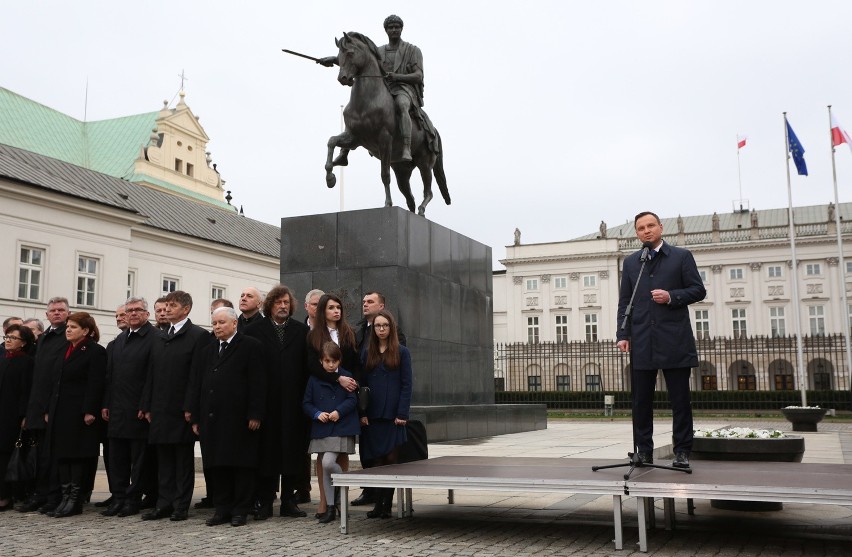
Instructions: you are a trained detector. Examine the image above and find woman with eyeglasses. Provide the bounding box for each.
[43,312,106,517]
[0,324,36,510]
[358,309,412,519]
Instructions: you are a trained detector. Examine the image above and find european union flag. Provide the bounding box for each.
[786,120,808,176]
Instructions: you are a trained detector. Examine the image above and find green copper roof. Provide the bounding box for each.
[1,87,157,180]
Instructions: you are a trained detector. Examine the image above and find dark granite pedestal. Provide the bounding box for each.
[280,207,545,442]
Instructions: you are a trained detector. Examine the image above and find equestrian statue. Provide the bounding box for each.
[314,15,451,216]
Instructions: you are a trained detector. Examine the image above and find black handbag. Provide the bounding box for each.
[357,386,370,413]
[5,428,37,483]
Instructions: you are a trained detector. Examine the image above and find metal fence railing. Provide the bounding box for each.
[493,334,851,410]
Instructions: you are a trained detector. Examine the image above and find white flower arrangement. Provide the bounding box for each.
[694,427,785,439]
[783,405,821,409]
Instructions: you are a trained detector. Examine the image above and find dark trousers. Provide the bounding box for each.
[108,438,147,502]
[31,429,58,501]
[57,458,87,486]
[280,474,303,503]
[139,444,158,499]
[210,466,255,517]
[632,367,694,454]
[155,443,194,511]
[255,473,279,506]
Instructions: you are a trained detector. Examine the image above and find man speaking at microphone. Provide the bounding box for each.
[616,211,706,469]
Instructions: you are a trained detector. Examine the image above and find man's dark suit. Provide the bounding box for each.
[24,324,68,505]
[103,322,157,506]
[617,241,705,455]
[187,332,265,518]
[243,317,309,508]
[142,320,210,513]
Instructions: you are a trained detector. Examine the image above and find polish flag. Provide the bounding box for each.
[737,135,748,149]
[831,114,852,154]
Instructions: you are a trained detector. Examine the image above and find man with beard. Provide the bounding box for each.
[243,284,310,519]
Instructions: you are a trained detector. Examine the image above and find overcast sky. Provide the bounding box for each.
[4,1,852,269]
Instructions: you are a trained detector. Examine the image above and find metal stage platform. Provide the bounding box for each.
[333,456,852,552]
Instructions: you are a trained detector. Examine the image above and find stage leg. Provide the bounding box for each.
[663,497,675,530]
[340,486,349,534]
[405,488,413,516]
[396,488,404,518]
[448,489,454,504]
[636,497,648,552]
[612,495,623,550]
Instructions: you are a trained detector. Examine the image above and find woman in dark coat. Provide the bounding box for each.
[305,293,361,515]
[359,310,412,519]
[0,324,35,510]
[44,312,106,518]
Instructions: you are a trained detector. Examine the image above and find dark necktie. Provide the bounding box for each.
[127,330,133,340]
[273,320,288,344]
[219,341,228,355]
[168,325,175,337]
[648,250,655,260]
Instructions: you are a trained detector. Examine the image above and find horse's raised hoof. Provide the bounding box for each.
[326,174,337,189]
[384,200,393,208]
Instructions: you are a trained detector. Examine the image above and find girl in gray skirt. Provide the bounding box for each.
[302,341,360,523]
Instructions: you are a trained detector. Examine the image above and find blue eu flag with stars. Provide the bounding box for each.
[786,120,808,176]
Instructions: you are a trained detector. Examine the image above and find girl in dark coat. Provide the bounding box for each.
[302,341,360,523]
[359,310,412,519]
[0,324,35,510]
[45,312,106,517]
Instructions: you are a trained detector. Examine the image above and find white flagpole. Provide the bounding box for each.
[784,113,808,407]
[828,105,852,392]
[737,134,744,208]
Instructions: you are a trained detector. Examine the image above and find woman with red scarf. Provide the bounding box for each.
[0,324,35,510]
[44,312,106,518]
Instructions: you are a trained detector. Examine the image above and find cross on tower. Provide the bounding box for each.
[178,69,189,91]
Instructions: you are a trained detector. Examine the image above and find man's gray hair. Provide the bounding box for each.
[305,288,325,303]
[384,14,403,28]
[47,296,69,308]
[212,306,238,321]
[23,318,45,333]
[125,296,149,311]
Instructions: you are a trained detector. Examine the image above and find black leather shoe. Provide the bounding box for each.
[672,452,690,469]
[94,495,113,508]
[636,452,654,465]
[117,501,139,517]
[38,501,60,514]
[279,500,306,518]
[317,507,336,524]
[140,495,156,509]
[170,508,189,521]
[101,500,124,516]
[206,513,230,526]
[351,490,374,506]
[141,506,173,520]
[193,497,214,510]
[254,503,272,521]
[231,515,247,527]
[16,497,46,513]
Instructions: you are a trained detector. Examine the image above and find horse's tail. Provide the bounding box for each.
[433,132,451,205]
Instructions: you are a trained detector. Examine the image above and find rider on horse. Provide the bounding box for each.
[320,15,424,162]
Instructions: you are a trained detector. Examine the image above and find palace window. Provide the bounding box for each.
[694,309,710,340]
[729,268,744,280]
[527,316,540,344]
[769,307,786,337]
[555,315,569,343]
[584,313,598,342]
[162,277,179,296]
[805,263,822,276]
[731,308,747,339]
[808,306,825,336]
[767,265,783,278]
[76,256,99,307]
[554,276,568,289]
[18,246,44,301]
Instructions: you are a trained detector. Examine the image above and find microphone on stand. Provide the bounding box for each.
[639,241,654,261]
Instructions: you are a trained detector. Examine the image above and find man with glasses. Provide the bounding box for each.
[101,298,158,517]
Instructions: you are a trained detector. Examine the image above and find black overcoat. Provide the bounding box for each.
[187,333,265,468]
[0,353,34,451]
[142,320,210,444]
[103,322,157,439]
[46,339,107,459]
[616,241,706,370]
[243,317,309,476]
[25,325,67,430]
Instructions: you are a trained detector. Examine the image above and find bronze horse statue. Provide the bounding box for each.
[325,32,450,216]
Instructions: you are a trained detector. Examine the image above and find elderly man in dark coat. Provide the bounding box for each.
[141,291,210,522]
[100,297,158,517]
[616,211,706,470]
[188,307,265,527]
[243,284,310,519]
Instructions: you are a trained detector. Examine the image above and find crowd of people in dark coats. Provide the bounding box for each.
[0,286,413,527]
